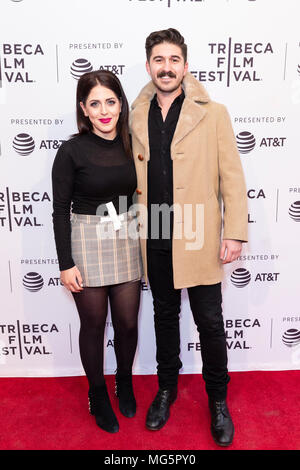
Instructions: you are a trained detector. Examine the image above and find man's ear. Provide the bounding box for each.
[183,61,189,77]
[146,60,151,76]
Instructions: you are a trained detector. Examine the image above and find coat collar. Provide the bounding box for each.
[130,72,210,159]
[131,72,210,109]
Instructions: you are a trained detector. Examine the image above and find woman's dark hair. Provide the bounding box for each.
[75,70,132,158]
[145,28,187,63]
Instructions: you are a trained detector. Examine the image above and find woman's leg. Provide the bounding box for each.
[72,286,109,388]
[109,280,141,375]
[72,286,119,432]
[109,280,141,417]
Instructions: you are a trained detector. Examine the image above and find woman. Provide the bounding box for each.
[52,70,142,433]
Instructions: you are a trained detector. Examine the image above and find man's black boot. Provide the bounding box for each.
[208,398,234,446]
[146,387,177,431]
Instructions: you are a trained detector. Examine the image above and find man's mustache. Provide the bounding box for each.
[157,71,177,79]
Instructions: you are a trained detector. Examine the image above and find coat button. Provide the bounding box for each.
[138,154,144,161]
[136,189,142,195]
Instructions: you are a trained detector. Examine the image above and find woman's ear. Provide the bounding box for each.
[80,101,88,117]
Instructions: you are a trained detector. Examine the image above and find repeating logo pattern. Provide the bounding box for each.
[1,1,300,377]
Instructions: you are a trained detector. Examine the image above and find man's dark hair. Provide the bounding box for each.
[145,28,187,63]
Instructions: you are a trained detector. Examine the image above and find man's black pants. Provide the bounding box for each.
[147,248,230,400]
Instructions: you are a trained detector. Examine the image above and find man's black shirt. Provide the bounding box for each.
[147,89,185,250]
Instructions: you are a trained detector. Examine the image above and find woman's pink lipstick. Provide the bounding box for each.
[99,118,112,124]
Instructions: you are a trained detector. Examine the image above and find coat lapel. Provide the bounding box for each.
[171,98,207,154]
[130,101,151,159]
[130,72,210,160]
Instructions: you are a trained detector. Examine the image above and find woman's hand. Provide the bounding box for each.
[60,266,84,292]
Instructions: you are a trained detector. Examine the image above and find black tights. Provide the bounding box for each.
[72,280,141,388]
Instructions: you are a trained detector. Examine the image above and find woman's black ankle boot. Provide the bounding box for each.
[88,384,119,433]
[115,373,136,418]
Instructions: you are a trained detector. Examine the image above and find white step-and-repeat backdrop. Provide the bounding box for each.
[0,0,300,377]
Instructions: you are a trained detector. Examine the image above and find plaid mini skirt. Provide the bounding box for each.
[70,212,143,287]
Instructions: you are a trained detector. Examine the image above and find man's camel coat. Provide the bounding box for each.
[130,72,248,289]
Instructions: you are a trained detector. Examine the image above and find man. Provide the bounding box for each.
[130,28,248,446]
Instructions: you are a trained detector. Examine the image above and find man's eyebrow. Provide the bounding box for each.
[152,55,182,60]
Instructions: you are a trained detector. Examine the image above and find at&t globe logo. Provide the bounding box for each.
[282,329,300,348]
[70,58,93,79]
[23,272,44,292]
[288,201,300,222]
[230,268,251,288]
[236,131,256,154]
[13,133,35,156]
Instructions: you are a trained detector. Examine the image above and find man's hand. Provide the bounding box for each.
[220,239,242,264]
[60,266,84,292]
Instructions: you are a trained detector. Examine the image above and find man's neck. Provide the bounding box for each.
[156,86,183,121]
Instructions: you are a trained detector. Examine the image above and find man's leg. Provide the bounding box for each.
[188,283,234,446]
[188,283,229,398]
[146,248,182,430]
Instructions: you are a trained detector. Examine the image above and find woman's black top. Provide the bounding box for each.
[52,131,136,271]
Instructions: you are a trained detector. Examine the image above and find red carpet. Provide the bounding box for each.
[0,371,299,450]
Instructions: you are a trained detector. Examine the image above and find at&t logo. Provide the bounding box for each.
[231,268,251,287]
[13,134,35,155]
[23,272,44,292]
[12,133,64,155]
[236,131,256,154]
[23,271,63,291]
[70,59,125,80]
[288,201,300,222]
[231,268,280,287]
[70,58,93,79]
[282,329,300,348]
[235,131,286,154]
